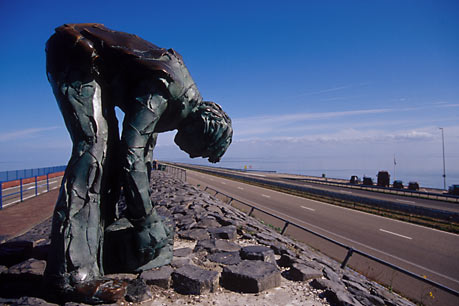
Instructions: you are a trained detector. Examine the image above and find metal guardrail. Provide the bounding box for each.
[0,166,66,209]
[179,164,459,224]
[158,163,187,181]
[203,186,459,299]
[0,165,66,182]
[285,176,459,203]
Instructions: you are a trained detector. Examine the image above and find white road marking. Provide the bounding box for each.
[221,182,226,185]
[261,194,271,198]
[209,178,214,181]
[301,205,316,211]
[245,173,266,177]
[338,190,353,194]
[237,187,244,190]
[379,229,412,240]
[398,199,415,204]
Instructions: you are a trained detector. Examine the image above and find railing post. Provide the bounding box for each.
[281,222,290,235]
[227,198,233,205]
[341,247,354,268]
[0,181,3,209]
[20,178,23,202]
[47,173,50,192]
[248,207,255,216]
[35,176,38,196]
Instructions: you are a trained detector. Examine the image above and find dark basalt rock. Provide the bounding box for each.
[220,260,281,293]
[173,247,193,257]
[0,240,34,267]
[208,225,237,240]
[240,245,276,264]
[284,263,322,281]
[172,265,219,294]
[7,258,46,281]
[125,279,152,303]
[194,239,241,254]
[140,265,174,289]
[0,296,58,305]
[207,252,241,265]
[178,228,210,241]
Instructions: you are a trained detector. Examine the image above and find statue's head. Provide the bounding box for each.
[175,101,232,163]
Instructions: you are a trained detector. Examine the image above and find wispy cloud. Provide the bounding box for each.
[234,128,437,145]
[0,127,60,142]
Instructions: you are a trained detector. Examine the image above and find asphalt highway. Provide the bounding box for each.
[184,164,459,213]
[185,168,459,299]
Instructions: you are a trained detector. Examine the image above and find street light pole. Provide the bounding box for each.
[439,128,446,190]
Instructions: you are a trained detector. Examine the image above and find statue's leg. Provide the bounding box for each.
[45,69,109,286]
[119,81,173,271]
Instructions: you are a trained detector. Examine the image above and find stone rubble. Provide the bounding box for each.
[0,171,416,305]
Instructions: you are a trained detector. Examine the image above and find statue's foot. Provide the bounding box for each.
[72,278,128,304]
[45,273,127,304]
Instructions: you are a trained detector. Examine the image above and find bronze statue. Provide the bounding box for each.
[45,23,232,298]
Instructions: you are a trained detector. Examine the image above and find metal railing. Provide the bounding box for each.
[203,185,459,301]
[0,165,66,182]
[285,176,459,203]
[0,166,66,209]
[158,163,187,181]
[178,164,459,225]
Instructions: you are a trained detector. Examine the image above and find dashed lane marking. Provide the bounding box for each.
[301,206,316,211]
[379,228,412,240]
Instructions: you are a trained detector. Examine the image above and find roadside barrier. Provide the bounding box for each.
[158,163,186,181]
[203,185,459,303]
[176,163,459,225]
[0,166,65,209]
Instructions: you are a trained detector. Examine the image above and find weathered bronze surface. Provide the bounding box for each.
[44,23,232,299]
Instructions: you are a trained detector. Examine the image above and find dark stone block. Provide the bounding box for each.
[285,263,322,281]
[208,225,237,240]
[207,252,241,265]
[172,265,219,294]
[178,228,209,241]
[277,254,296,268]
[221,260,281,293]
[240,245,276,264]
[196,217,221,229]
[194,239,241,254]
[125,279,152,303]
[140,265,174,288]
[0,240,34,267]
[171,257,192,268]
[174,247,193,257]
[7,258,46,281]
[6,296,58,305]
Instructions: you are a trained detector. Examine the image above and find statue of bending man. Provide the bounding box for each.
[44,23,232,292]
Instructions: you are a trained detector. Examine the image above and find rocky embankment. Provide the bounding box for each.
[0,171,415,305]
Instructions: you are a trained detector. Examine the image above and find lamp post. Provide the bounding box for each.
[439,128,446,190]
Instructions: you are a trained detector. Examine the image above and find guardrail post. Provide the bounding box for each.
[281,222,290,235]
[35,176,38,196]
[248,207,255,216]
[0,181,3,209]
[20,178,23,202]
[47,174,50,192]
[341,247,354,268]
[227,198,233,205]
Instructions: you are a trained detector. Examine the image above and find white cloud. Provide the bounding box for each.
[0,127,60,142]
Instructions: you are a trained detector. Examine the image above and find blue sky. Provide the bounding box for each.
[0,0,458,188]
